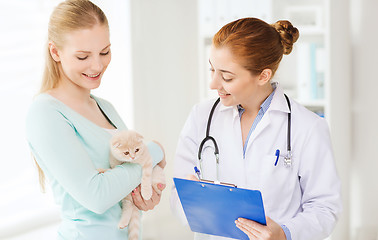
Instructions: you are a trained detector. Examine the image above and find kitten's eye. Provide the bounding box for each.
[135,148,139,153]
[124,151,129,156]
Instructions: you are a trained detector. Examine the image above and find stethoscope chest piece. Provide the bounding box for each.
[284,150,292,168]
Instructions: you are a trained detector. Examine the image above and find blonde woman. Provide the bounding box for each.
[25,0,165,239]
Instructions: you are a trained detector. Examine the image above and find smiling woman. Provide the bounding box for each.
[48,26,111,91]
[171,17,341,240]
[40,0,109,93]
[46,24,112,112]
[24,0,166,239]
[0,0,144,239]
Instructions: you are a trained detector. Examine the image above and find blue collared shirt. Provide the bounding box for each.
[237,88,275,159]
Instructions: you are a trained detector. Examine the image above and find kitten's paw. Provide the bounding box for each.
[141,187,152,200]
[118,215,131,229]
[97,168,108,173]
[118,222,129,229]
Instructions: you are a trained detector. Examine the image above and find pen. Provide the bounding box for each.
[274,149,280,166]
[194,166,201,179]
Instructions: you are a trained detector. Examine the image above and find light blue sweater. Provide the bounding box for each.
[25,93,163,240]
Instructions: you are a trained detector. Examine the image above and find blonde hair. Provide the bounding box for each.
[40,0,108,93]
[35,0,108,191]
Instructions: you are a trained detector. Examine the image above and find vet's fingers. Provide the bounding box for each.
[235,218,263,239]
[235,220,257,239]
[237,218,264,233]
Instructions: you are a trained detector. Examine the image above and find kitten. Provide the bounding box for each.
[108,130,165,240]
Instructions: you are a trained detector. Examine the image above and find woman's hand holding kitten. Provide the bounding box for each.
[131,139,167,212]
[132,182,166,211]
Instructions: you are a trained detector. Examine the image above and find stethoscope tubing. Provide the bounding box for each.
[284,94,291,152]
[198,98,220,180]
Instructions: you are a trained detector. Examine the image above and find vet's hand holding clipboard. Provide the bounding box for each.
[174,170,286,240]
[170,17,342,240]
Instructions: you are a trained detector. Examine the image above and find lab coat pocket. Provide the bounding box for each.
[259,154,297,213]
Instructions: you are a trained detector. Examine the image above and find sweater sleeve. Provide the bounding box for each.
[26,102,163,214]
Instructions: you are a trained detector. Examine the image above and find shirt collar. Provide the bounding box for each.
[269,82,291,113]
[237,82,277,116]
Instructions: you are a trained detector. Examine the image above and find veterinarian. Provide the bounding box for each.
[170,17,342,240]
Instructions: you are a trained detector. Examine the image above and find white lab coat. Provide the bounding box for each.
[170,85,342,240]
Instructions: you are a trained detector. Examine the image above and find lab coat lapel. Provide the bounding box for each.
[245,85,290,150]
[247,110,272,147]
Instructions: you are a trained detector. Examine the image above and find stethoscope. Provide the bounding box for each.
[197,94,292,182]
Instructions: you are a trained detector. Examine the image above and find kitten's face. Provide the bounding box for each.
[111,130,144,163]
[113,144,142,162]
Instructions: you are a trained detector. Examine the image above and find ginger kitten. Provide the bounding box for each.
[106,130,165,240]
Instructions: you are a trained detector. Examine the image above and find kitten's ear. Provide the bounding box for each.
[112,142,121,149]
[135,132,144,140]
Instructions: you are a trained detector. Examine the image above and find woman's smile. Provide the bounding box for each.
[82,72,101,80]
[218,91,231,98]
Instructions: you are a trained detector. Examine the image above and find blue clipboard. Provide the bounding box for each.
[174,178,266,240]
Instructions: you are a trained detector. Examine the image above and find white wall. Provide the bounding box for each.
[327,0,352,239]
[130,0,198,239]
[92,0,134,128]
[350,0,378,239]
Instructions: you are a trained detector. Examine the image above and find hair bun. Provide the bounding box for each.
[271,20,299,55]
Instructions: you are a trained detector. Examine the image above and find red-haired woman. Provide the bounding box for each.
[171,18,341,240]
